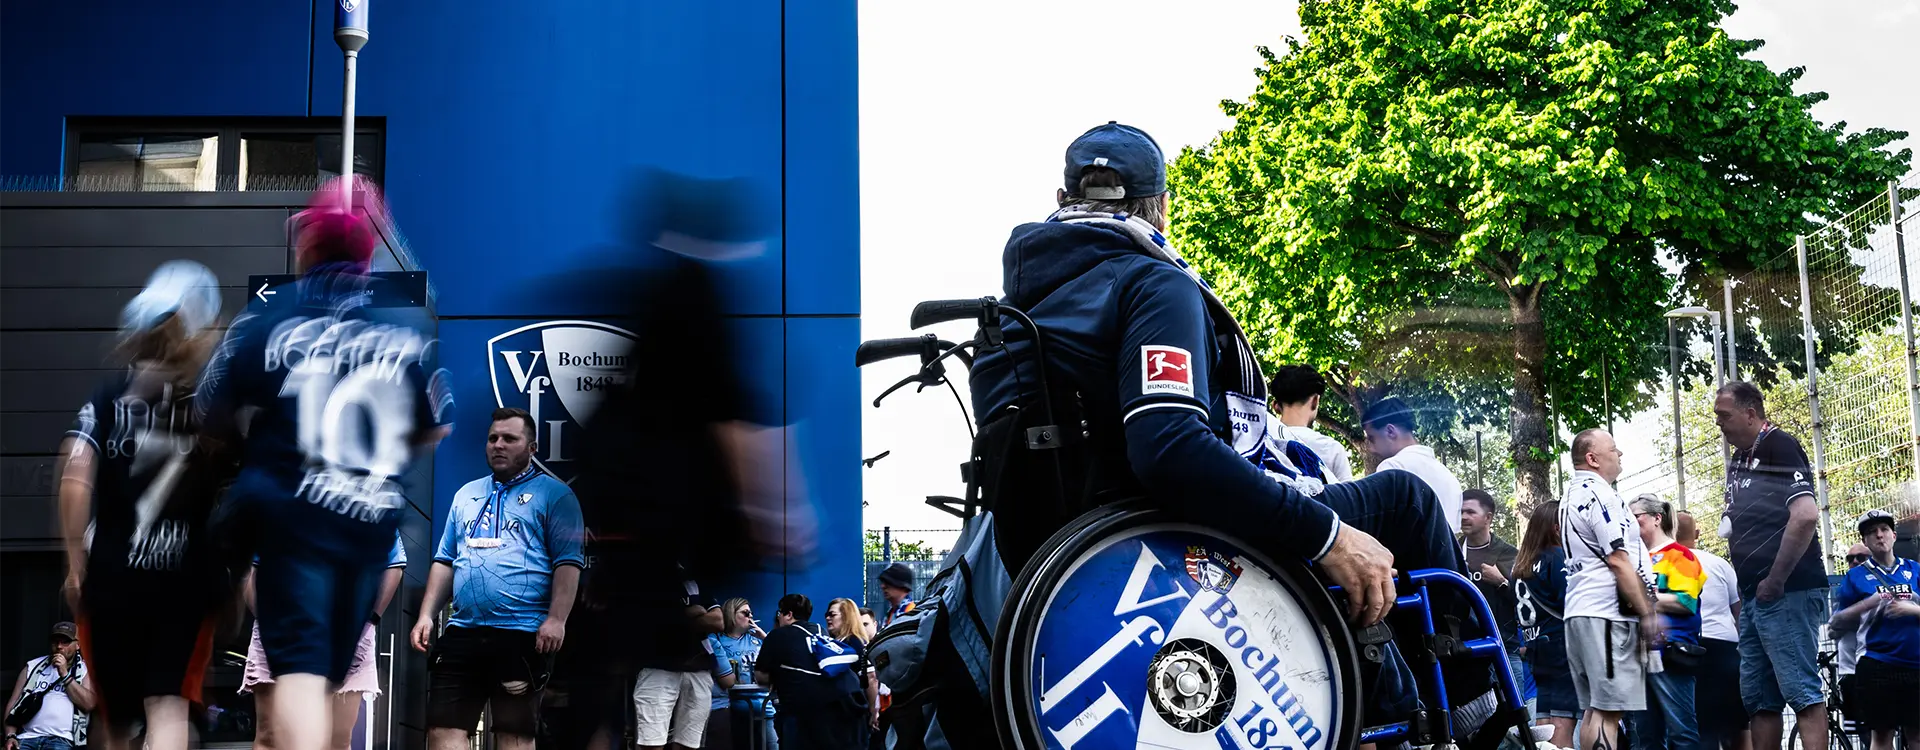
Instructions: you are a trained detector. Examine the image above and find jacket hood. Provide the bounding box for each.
[1001,221,1150,308]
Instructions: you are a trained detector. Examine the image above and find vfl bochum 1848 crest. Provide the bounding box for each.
[489,320,638,482]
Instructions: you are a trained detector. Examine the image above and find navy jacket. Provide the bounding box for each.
[969,221,1340,569]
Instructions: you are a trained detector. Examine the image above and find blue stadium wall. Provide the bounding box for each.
[1,0,860,617]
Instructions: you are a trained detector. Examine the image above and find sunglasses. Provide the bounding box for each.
[1847,554,1870,564]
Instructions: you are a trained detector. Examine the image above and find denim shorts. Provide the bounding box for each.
[1738,588,1827,714]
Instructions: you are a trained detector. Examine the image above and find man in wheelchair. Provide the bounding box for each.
[876,123,1528,750]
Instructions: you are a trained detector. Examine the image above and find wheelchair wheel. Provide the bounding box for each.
[991,501,1361,750]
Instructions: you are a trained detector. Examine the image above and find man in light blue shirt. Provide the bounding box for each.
[410,408,585,750]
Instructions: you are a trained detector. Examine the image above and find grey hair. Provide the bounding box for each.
[1061,167,1167,230]
[1630,493,1674,535]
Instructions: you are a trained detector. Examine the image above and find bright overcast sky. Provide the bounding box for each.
[858,0,1920,540]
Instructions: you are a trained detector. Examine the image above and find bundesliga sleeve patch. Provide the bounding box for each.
[1140,345,1194,398]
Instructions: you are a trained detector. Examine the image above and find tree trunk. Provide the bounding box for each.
[1509,285,1554,510]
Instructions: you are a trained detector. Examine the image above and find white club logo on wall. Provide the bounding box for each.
[340,0,359,11]
[488,320,638,482]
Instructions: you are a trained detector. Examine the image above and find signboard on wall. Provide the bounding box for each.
[486,320,637,482]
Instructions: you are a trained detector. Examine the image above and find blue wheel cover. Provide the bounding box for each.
[1023,525,1342,750]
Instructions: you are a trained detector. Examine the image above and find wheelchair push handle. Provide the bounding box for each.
[855,335,947,368]
[910,297,993,330]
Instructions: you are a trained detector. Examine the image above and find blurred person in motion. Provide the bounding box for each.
[1267,365,1354,482]
[4,624,94,750]
[1364,396,1464,532]
[51,261,225,750]
[705,598,766,750]
[1514,501,1577,747]
[1715,382,1829,750]
[1829,510,1919,750]
[531,168,811,750]
[1629,495,1705,750]
[1678,511,1751,750]
[242,532,408,750]
[411,408,584,750]
[198,176,451,750]
[1560,429,1657,750]
[875,563,916,629]
[825,598,880,742]
[630,572,722,750]
[1459,490,1525,711]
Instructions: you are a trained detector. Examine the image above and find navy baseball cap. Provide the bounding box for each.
[1063,122,1167,200]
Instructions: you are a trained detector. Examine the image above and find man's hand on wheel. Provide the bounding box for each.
[410,617,436,653]
[1319,522,1397,626]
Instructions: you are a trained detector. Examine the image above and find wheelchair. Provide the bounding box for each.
[859,297,1537,750]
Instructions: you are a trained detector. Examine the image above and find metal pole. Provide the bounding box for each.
[1723,278,1739,381]
[1891,180,1919,476]
[341,49,359,203]
[1474,431,1484,489]
[1602,356,1614,434]
[1711,312,1730,480]
[1671,319,1687,509]
[883,526,892,564]
[1796,235,1837,565]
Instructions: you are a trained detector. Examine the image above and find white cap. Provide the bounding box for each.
[121,260,221,339]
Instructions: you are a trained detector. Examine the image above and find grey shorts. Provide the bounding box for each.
[1566,616,1647,712]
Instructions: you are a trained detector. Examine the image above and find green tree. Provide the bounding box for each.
[1169,0,1909,510]
[863,529,939,562]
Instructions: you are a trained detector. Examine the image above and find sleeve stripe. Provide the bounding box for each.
[1310,519,1339,561]
[64,429,98,449]
[1123,402,1208,423]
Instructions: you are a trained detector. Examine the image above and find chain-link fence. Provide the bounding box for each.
[862,527,961,614]
[1617,176,1920,565]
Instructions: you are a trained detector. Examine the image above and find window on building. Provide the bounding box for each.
[65,118,383,191]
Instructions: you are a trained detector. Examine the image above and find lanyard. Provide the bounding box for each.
[1726,424,1774,497]
[475,465,537,541]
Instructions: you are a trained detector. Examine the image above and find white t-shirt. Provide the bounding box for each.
[1695,548,1740,642]
[1560,470,1652,623]
[1377,444,1463,532]
[1276,423,1355,483]
[16,656,86,741]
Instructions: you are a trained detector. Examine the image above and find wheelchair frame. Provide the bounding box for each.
[858,296,1533,749]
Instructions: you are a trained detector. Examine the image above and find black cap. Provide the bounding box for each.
[877,562,914,590]
[1858,508,1896,534]
[50,622,77,641]
[1063,122,1167,200]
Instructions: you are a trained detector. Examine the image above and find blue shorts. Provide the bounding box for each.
[1738,588,1827,714]
[254,546,385,683]
[1532,667,1579,719]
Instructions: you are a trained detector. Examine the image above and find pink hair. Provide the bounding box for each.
[294,175,387,269]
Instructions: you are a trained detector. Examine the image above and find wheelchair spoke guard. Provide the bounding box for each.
[991,503,1360,750]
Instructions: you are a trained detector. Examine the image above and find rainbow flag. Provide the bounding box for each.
[1652,542,1705,614]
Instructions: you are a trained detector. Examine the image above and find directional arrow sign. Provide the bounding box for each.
[246,272,429,310]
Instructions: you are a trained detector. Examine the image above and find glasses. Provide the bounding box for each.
[1847,554,1870,564]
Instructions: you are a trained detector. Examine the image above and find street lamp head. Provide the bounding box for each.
[1664,306,1715,319]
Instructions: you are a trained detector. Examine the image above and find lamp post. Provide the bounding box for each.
[334,0,369,206]
[1666,306,1728,510]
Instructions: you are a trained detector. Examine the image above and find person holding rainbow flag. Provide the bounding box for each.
[1630,494,1708,750]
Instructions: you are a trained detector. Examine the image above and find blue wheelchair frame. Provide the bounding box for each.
[1337,568,1529,746]
[859,296,1532,749]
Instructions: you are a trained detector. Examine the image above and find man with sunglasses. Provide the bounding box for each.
[1830,510,1919,750]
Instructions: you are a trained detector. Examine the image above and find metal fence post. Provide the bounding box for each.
[1671,320,1687,509]
[1796,235,1837,565]
[882,526,893,564]
[1891,180,1919,477]
[1723,278,1739,381]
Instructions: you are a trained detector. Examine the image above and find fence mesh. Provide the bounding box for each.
[1617,175,1920,565]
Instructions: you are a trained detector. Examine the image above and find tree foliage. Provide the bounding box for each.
[1169,0,1910,508]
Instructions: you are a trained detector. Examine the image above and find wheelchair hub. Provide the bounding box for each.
[1148,638,1234,731]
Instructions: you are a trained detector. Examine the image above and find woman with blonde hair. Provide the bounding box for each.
[705,597,766,749]
[824,598,879,742]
